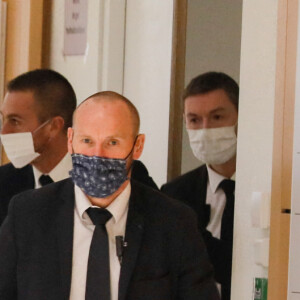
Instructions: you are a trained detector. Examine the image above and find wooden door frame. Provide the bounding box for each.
[1,0,44,165]
[167,0,187,181]
[268,0,298,299]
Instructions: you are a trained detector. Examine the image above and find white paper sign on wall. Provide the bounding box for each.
[64,0,88,56]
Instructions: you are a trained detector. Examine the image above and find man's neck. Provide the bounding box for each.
[209,155,236,178]
[32,136,68,174]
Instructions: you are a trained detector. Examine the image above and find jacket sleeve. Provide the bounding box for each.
[200,228,232,286]
[0,197,18,300]
[176,209,220,300]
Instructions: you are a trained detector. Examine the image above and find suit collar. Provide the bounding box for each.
[18,164,35,189]
[206,164,236,194]
[195,165,211,228]
[118,180,145,300]
[32,153,72,187]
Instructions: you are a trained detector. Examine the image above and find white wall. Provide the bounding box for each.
[123,0,173,186]
[48,0,127,103]
[231,1,278,299]
[48,1,104,102]
[48,0,174,187]
[182,0,242,174]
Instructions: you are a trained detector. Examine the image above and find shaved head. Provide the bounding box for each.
[74,91,140,137]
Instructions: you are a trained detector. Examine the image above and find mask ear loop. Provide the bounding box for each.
[32,119,52,136]
[124,135,139,160]
[124,135,140,178]
[30,119,52,154]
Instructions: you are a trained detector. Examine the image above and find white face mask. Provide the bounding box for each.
[187,125,237,165]
[0,120,50,168]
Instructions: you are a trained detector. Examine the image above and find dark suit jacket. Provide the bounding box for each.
[0,178,220,300]
[161,165,233,299]
[0,160,158,226]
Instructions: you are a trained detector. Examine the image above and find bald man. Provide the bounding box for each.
[0,70,157,226]
[0,91,220,300]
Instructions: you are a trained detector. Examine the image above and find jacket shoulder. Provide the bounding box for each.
[131,160,158,190]
[0,163,18,176]
[9,178,73,214]
[0,163,34,220]
[131,180,198,221]
[161,165,207,194]
[0,163,33,181]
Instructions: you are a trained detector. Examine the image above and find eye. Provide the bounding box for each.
[108,139,118,146]
[8,117,20,126]
[212,114,223,121]
[82,138,92,144]
[188,117,201,126]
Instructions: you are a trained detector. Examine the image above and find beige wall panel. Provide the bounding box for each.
[1,0,43,165]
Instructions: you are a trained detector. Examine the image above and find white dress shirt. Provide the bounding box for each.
[206,164,235,239]
[69,183,130,300]
[32,153,72,188]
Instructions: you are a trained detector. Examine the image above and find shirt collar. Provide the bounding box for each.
[206,164,236,194]
[75,183,131,225]
[32,153,72,187]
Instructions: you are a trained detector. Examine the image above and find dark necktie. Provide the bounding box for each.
[219,179,235,300]
[39,174,53,186]
[219,179,235,241]
[86,207,112,300]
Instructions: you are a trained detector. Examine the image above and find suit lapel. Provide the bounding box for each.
[196,165,211,228]
[55,179,75,300]
[23,165,35,188]
[118,181,144,300]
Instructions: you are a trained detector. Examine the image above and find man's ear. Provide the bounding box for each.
[133,134,145,160]
[67,127,74,154]
[49,116,65,137]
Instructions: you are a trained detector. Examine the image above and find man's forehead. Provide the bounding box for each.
[185,91,234,109]
[2,91,37,107]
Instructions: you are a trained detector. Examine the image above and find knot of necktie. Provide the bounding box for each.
[39,174,53,186]
[86,207,112,226]
[218,179,235,196]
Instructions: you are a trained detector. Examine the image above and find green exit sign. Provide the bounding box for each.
[254,278,268,300]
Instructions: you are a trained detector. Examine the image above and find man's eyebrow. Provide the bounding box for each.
[106,134,125,138]
[209,107,226,114]
[186,112,199,117]
[2,113,22,119]
[74,132,92,138]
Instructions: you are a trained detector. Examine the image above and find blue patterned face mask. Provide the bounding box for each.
[70,154,129,198]
[70,136,138,198]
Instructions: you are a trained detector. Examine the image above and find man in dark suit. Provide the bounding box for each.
[0,91,219,299]
[0,69,77,225]
[0,70,157,226]
[0,155,157,226]
[161,72,239,300]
